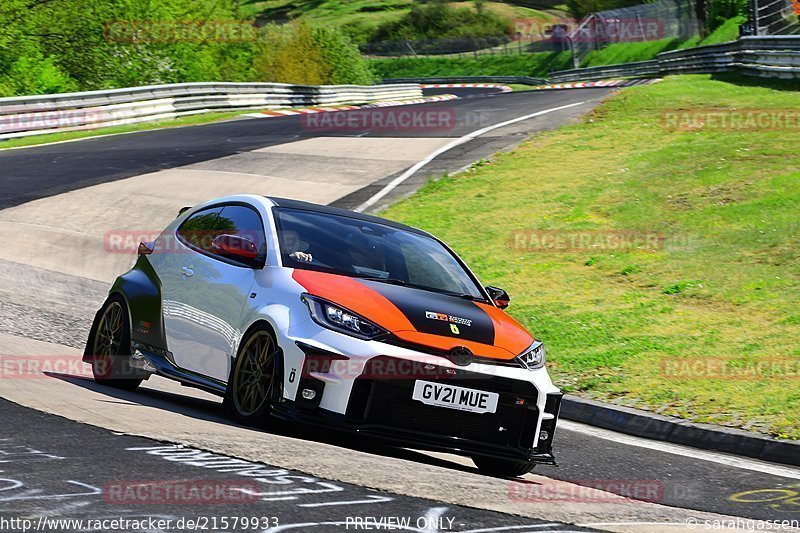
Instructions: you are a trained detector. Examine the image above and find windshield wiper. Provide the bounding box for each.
[415,286,486,301]
[349,273,485,301]
[350,274,407,286]
[453,293,484,301]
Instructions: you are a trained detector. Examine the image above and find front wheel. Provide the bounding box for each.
[88,295,142,391]
[223,325,278,426]
[472,456,536,478]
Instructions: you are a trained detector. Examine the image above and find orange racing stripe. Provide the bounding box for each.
[292,269,533,361]
[475,302,534,356]
[292,269,414,332]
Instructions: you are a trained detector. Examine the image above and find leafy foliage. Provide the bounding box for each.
[253,21,376,85]
[369,0,510,42]
[708,0,748,31]
[0,0,373,96]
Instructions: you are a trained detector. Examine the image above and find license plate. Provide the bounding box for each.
[411,380,499,414]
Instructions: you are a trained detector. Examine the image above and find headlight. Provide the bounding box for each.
[301,294,388,340]
[517,340,546,370]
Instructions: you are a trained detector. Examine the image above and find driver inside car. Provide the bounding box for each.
[282,229,313,263]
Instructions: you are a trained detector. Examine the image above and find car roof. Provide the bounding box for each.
[265,196,433,238]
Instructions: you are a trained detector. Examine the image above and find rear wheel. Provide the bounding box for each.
[89,296,142,391]
[472,456,536,478]
[223,325,277,426]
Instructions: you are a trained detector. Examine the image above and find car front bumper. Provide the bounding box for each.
[275,333,562,463]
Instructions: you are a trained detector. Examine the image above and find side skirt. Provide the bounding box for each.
[132,342,227,397]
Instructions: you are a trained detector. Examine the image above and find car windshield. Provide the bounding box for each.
[274,208,485,300]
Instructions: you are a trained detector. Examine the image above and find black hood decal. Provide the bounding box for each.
[358,280,495,345]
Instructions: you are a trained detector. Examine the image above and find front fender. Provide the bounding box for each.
[108,255,166,352]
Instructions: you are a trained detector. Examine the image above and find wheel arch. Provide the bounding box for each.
[82,292,130,363]
[230,318,286,410]
[83,256,167,363]
[236,318,283,369]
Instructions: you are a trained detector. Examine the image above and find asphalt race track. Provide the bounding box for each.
[1,87,799,532]
[0,398,594,532]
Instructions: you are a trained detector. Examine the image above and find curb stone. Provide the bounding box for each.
[560,395,800,467]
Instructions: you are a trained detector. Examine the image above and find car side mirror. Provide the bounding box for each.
[485,286,510,309]
[211,234,259,263]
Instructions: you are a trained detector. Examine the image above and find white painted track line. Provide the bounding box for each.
[354,101,586,213]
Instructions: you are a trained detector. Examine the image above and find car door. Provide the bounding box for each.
[155,203,266,383]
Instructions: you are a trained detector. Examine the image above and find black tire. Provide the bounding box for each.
[223,324,278,426]
[88,295,142,391]
[472,456,536,478]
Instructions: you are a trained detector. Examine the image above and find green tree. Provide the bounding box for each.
[370,0,510,42]
[253,20,375,85]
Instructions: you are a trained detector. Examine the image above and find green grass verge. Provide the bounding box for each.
[371,16,746,78]
[507,83,537,91]
[702,16,748,45]
[381,74,800,439]
[580,17,745,66]
[580,38,692,67]
[0,110,259,150]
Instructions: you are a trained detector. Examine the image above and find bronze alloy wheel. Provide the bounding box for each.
[92,301,124,379]
[231,330,276,417]
[89,296,142,391]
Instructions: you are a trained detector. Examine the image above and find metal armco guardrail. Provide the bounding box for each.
[383,76,548,85]
[0,82,422,140]
[549,36,800,82]
[548,60,661,82]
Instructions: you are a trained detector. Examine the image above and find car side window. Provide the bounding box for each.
[176,206,224,253]
[216,205,266,255]
[176,204,267,264]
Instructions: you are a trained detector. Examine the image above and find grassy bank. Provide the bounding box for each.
[581,16,745,66]
[241,0,559,37]
[382,74,800,439]
[372,16,745,78]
